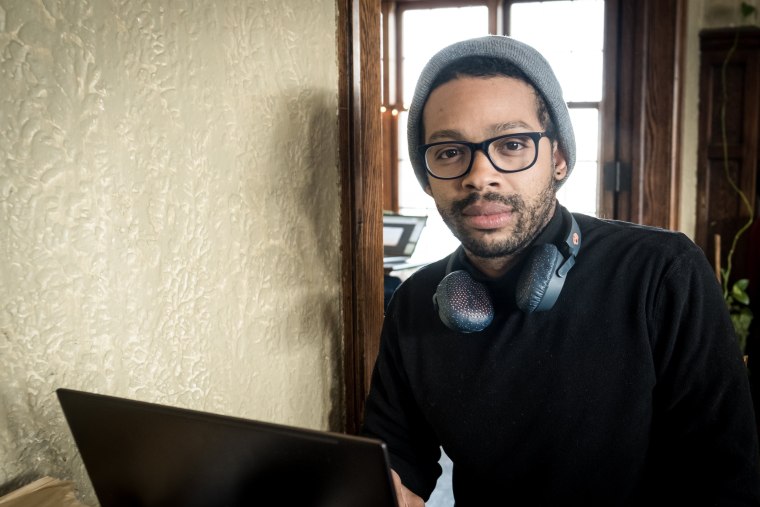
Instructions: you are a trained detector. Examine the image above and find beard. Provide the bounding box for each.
[437,182,557,259]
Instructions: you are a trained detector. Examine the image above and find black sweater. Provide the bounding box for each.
[363,207,760,506]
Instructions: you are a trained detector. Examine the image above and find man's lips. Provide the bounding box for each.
[462,202,514,230]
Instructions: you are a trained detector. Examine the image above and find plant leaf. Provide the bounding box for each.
[732,280,751,305]
[731,310,752,354]
[741,2,757,19]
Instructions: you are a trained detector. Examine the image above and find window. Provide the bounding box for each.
[508,1,605,216]
[382,0,606,265]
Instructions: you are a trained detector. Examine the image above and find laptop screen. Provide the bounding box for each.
[383,214,427,260]
[57,389,398,507]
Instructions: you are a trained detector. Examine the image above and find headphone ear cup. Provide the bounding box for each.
[515,244,562,313]
[433,270,494,333]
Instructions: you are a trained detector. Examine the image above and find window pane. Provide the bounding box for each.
[570,107,600,163]
[510,1,605,102]
[402,7,489,107]
[556,108,599,216]
[510,0,604,216]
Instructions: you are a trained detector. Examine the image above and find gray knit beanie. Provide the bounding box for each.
[407,35,576,189]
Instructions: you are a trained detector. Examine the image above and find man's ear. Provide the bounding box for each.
[552,143,568,182]
[424,184,433,197]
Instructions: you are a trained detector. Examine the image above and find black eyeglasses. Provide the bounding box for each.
[419,131,547,180]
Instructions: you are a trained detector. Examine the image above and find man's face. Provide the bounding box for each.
[422,76,567,260]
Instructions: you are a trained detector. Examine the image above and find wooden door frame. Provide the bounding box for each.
[603,0,686,228]
[337,0,384,435]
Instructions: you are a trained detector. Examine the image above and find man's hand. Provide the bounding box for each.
[391,469,425,507]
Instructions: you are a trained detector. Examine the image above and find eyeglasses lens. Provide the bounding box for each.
[424,133,539,179]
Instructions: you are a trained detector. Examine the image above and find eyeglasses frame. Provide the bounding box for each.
[419,131,548,180]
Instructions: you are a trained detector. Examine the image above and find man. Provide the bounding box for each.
[362,35,760,506]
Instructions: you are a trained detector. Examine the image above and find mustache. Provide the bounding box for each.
[450,192,525,214]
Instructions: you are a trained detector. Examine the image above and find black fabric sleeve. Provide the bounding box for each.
[646,237,760,504]
[362,297,443,500]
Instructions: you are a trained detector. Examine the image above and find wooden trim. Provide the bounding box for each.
[669,0,686,231]
[396,5,405,107]
[632,0,683,230]
[567,101,602,109]
[338,0,384,435]
[382,110,400,212]
[598,0,619,219]
[382,2,400,212]
[382,2,393,107]
[613,0,684,228]
[502,0,512,32]
[488,0,502,34]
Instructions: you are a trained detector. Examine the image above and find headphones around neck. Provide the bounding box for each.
[432,211,581,333]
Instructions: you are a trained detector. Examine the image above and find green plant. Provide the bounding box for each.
[718,2,756,354]
[724,276,753,353]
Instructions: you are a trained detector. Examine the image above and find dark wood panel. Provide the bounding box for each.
[602,0,684,228]
[598,0,620,219]
[382,111,399,212]
[620,0,684,229]
[338,0,384,434]
[696,27,760,283]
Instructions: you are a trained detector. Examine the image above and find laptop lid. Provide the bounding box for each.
[383,214,427,263]
[56,388,398,507]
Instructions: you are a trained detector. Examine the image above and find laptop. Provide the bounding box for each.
[383,214,427,269]
[56,388,398,507]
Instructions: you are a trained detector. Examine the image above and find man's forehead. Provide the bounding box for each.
[422,77,543,140]
[422,75,541,114]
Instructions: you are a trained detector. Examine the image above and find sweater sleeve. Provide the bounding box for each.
[646,237,760,504]
[362,296,443,500]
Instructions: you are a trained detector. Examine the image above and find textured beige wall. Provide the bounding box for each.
[0,0,342,503]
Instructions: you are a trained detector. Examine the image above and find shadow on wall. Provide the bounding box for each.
[0,88,345,498]
[265,86,344,432]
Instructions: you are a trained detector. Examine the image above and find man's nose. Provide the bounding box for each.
[461,149,501,190]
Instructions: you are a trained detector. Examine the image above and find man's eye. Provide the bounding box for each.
[434,146,465,161]
[439,148,461,159]
[495,137,530,153]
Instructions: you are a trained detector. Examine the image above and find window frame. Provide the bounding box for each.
[347,0,686,432]
[379,0,684,227]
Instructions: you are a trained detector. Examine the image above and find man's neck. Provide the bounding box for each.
[463,250,524,279]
